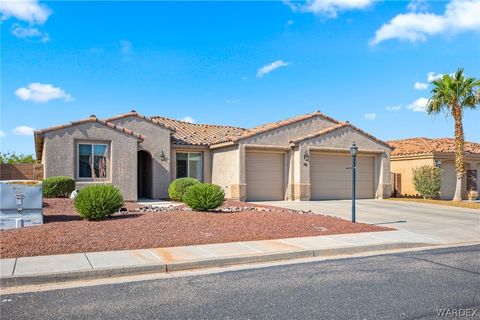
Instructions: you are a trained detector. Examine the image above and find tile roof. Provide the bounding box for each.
[289,122,393,149]
[389,137,480,157]
[34,115,144,140]
[151,116,247,146]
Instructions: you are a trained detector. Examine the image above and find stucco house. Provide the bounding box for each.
[389,137,480,199]
[34,110,393,201]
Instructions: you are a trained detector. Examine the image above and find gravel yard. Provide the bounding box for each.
[0,198,391,258]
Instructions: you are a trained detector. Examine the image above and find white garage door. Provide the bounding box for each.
[311,153,375,200]
[246,152,285,201]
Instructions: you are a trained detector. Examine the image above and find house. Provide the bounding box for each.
[389,137,480,199]
[34,110,393,201]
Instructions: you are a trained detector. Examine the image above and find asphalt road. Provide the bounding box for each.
[1,245,479,320]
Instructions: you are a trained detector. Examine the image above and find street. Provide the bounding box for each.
[1,245,479,319]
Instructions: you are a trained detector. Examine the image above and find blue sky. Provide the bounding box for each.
[1,0,479,155]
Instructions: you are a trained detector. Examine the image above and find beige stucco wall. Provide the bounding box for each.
[109,117,172,198]
[211,145,240,199]
[42,122,139,201]
[391,157,434,197]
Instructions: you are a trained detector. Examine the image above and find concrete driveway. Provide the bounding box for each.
[254,199,480,245]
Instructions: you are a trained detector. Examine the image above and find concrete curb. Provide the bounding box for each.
[0,242,432,288]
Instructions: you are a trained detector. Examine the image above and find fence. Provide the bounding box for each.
[0,163,43,181]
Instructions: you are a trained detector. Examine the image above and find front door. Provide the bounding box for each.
[137,150,152,198]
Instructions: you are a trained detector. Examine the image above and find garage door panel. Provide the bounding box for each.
[246,152,284,201]
[311,154,374,200]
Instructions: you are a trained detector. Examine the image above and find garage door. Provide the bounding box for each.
[311,153,375,200]
[246,152,284,201]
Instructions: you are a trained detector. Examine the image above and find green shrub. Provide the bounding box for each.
[182,183,225,211]
[74,184,124,220]
[412,165,443,199]
[43,176,76,198]
[168,177,201,201]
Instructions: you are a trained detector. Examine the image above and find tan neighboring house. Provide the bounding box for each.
[34,110,393,201]
[389,137,480,199]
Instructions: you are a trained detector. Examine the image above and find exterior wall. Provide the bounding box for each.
[211,145,240,199]
[390,157,434,197]
[298,126,392,200]
[170,146,211,184]
[42,122,139,201]
[109,117,172,198]
[242,116,336,146]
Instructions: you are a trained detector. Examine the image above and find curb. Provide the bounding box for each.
[0,242,432,288]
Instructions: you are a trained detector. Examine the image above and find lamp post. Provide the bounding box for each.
[350,142,358,223]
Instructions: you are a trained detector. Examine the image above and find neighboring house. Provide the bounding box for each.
[34,110,393,201]
[389,137,480,199]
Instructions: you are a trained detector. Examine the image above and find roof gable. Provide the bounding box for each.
[218,111,340,144]
[103,110,175,131]
[34,115,144,160]
[290,122,393,149]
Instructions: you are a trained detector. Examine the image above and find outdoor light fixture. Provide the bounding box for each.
[160,151,166,161]
[350,142,358,223]
[303,150,310,162]
[435,159,442,168]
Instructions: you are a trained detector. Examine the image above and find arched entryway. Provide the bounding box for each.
[137,150,152,199]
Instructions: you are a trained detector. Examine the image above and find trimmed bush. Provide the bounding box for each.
[168,177,200,201]
[412,165,443,199]
[74,184,124,220]
[182,183,225,211]
[43,176,76,198]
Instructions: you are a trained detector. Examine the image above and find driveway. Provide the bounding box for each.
[254,199,480,244]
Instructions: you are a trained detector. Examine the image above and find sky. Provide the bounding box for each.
[1,0,479,156]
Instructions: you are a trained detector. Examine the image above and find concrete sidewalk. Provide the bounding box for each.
[0,230,439,288]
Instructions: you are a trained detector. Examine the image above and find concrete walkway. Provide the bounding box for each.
[0,230,437,287]
[254,199,480,244]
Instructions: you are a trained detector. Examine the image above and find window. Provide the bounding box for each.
[176,152,202,180]
[78,143,108,179]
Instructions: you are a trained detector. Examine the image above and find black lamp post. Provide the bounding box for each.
[350,142,358,223]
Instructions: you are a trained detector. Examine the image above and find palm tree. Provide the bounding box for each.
[427,68,480,201]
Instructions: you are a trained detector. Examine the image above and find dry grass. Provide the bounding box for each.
[387,197,480,210]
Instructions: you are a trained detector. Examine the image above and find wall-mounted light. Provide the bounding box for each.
[303,150,310,162]
[435,159,442,168]
[160,151,166,162]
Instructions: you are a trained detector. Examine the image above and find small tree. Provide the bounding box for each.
[412,165,443,199]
